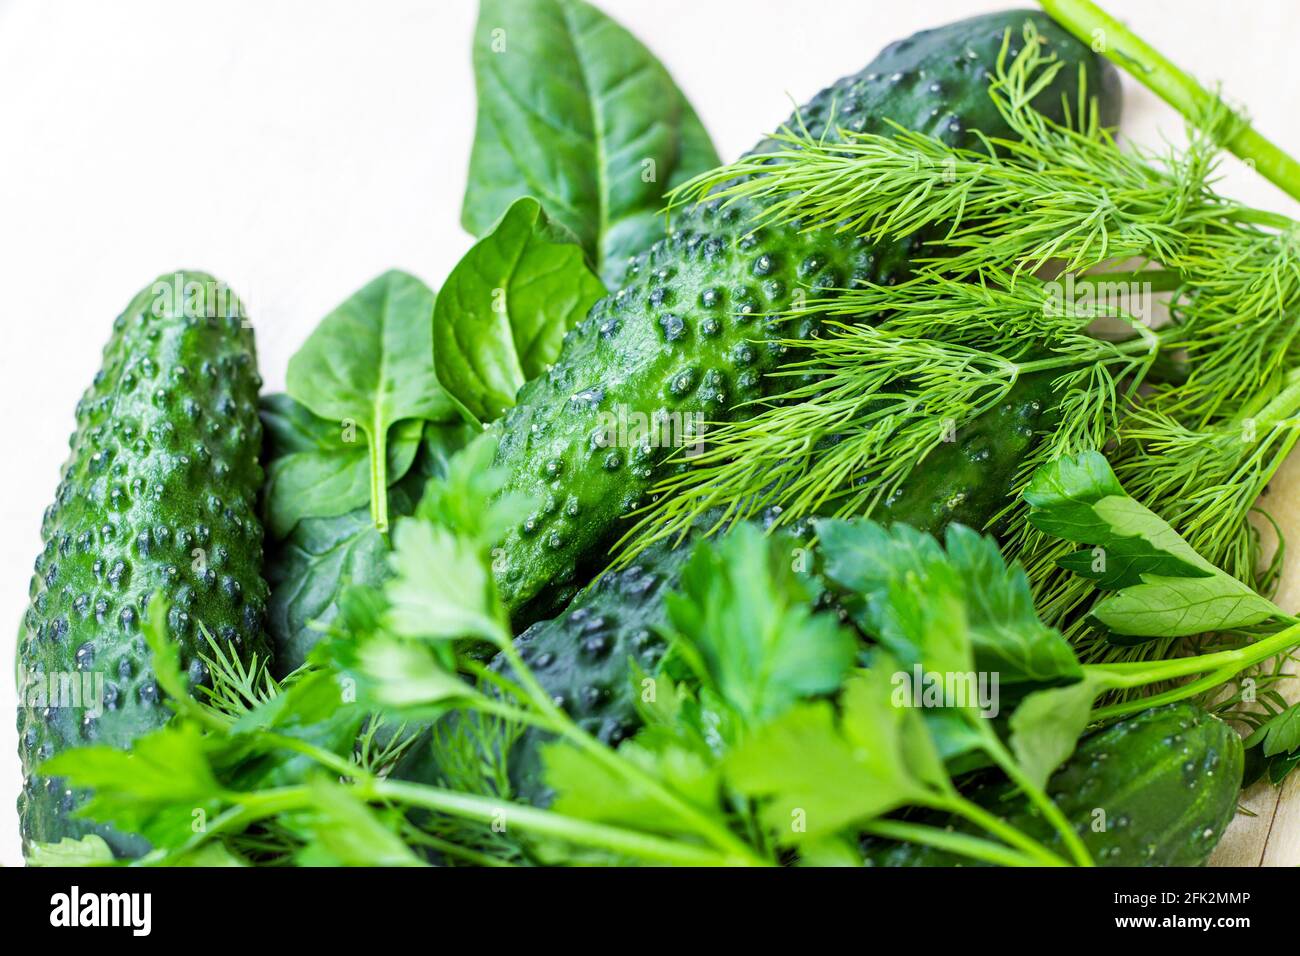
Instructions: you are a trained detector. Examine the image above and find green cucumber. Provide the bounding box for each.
[488,11,1120,624]
[17,273,270,858]
[862,702,1244,866]
[877,372,1060,534]
[389,534,685,807]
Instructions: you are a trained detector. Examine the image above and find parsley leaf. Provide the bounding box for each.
[818,519,1079,685]
[665,522,857,727]
[1026,451,1282,638]
[725,663,946,842]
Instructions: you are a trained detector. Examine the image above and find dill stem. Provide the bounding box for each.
[1039,0,1300,203]
[860,819,1047,867]
[1070,268,1183,293]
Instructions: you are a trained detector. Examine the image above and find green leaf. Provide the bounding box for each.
[295,777,424,867]
[1026,450,1211,586]
[266,508,391,674]
[435,196,606,423]
[142,592,187,702]
[544,739,719,838]
[384,519,503,644]
[725,667,940,843]
[260,394,423,539]
[1007,676,1101,788]
[414,431,532,549]
[818,519,1079,687]
[665,523,857,727]
[265,423,473,671]
[941,526,1081,685]
[169,843,247,867]
[1245,702,1300,758]
[1094,575,1281,641]
[286,270,459,532]
[41,722,223,843]
[355,635,474,710]
[464,0,720,286]
[27,835,116,867]
[1026,451,1282,638]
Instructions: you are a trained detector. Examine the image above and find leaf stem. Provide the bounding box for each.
[975,724,1095,866]
[860,819,1044,867]
[368,779,756,866]
[490,634,765,864]
[1089,665,1238,722]
[369,415,389,533]
[1039,0,1300,202]
[944,794,1073,866]
[1087,619,1300,685]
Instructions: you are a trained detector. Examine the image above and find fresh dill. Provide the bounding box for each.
[622,23,1300,664]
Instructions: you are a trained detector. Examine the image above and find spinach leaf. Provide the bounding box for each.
[1026,451,1282,638]
[260,394,423,539]
[265,424,473,673]
[464,0,720,286]
[286,270,459,532]
[434,197,605,423]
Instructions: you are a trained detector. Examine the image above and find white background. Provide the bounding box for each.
[2,0,1298,866]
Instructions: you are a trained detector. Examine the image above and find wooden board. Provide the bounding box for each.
[1210,450,1300,866]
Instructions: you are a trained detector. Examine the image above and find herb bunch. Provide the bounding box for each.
[628,25,1300,661]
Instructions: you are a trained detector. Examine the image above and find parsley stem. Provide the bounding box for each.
[944,794,1072,867]
[1086,620,1300,685]
[1039,0,1300,203]
[861,820,1044,867]
[368,779,755,866]
[976,725,1095,867]
[1089,665,1238,722]
[491,637,766,865]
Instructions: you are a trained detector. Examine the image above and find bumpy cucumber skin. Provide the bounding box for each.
[17,273,270,858]
[388,536,682,808]
[491,11,1121,624]
[862,702,1244,866]
[498,542,684,806]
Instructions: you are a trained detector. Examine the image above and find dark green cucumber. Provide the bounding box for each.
[862,702,1243,866]
[877,372,1059,534]
[389,534,685,808]
[490,11,1121,624]
[17,273,270,858]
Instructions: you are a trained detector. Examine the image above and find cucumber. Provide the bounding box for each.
[390,533,686,807]
[862,702,1244,866]
[490,11,1121,624]
[394,511,814,808]
[877,372,1059,534]
[17,273,270,858]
